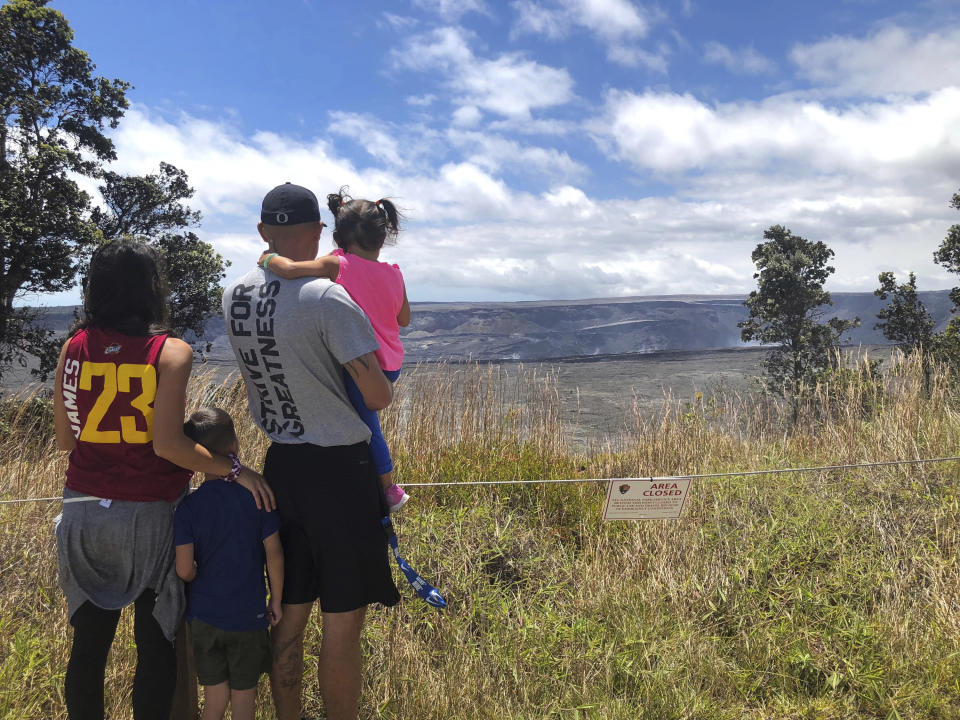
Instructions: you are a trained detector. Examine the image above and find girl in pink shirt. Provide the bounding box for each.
[259,188,411,511]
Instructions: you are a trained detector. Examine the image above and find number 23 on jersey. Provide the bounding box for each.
[63,360,157,444]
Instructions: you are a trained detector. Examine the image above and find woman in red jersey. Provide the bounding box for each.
[52,239,274,720]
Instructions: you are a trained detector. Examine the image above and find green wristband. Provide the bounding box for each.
[261,252,279,270]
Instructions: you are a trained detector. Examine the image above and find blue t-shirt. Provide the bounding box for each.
[174,479,281,631]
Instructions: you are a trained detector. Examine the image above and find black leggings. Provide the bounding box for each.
[65,591,176,720]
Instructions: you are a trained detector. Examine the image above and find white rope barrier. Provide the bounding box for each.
[2,454,958,505]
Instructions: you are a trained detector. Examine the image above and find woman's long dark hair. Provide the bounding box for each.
[75,238,171,336]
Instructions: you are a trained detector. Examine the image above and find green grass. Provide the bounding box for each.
[1,354,958,719]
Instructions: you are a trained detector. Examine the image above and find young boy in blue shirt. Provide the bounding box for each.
[174,407,284,720]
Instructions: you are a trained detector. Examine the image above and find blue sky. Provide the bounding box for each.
[35,0,960,304]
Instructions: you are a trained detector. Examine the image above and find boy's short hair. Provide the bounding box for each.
[183,407,236,456]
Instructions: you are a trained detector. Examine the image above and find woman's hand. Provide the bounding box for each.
[236,466,276,511]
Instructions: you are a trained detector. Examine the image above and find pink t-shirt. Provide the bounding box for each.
[332,249,405,371]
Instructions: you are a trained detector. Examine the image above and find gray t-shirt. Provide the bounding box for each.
[223,267,378,446]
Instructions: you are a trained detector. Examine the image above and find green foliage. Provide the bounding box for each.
[92,161,201,239]
[0,3,225,377]
[93,162,229,340]
[931,316,960,365]
[0,0,129,376]
[932,190,960,312]
[814,354,886,421]
[738,225,859,403]
[873,271,934,352]
[0,387,53,441]
[155,233,228,340]
[2,364,960,719]
[930,189,960,368]
[0,306,61,380]
[0,0,128,380]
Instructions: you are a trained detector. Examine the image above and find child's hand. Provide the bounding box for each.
[267,597,283,626]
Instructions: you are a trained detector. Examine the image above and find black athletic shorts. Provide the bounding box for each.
[263,441,400,612]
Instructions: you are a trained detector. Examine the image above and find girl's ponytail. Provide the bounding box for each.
[375,198,400,235]
[326,186,351,219]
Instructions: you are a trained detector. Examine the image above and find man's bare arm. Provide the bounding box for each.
[343,352,393,410]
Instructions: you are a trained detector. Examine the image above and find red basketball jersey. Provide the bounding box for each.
[61,327,192,502]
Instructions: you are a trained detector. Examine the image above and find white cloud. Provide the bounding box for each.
[588,87,960,174]
[105,109,350,221]
[569,0,650,40]
[411,0,489,21]
[328,112,404,167]
[703,42,776,75]
[544,185,597,219]
[394,25,474,70]
[382,13,419,30]
[406,94,437,107]
[607,44,669,73]
[512,0,664,69]
[686,254,741,281]
[393,27,575,119]
[61,95,958,307]
[488,117,576,135]
[514,0,650,40]
[325,108,582,180]
[446,129,587,179]
[452,105,483,126]
[511,0,565,38]
[460,55,575,117]
[791,26,960,97]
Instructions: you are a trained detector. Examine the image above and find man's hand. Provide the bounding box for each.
[343,352,393,410]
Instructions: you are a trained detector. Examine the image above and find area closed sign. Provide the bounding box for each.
[602,479,692,520]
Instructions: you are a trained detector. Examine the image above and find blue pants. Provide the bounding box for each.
[343,368,400,476]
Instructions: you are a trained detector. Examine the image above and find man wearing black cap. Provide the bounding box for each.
[222,183,400,720]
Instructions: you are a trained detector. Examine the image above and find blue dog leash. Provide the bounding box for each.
[381,517,447,609]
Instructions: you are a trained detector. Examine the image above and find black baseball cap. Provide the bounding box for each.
[261,182,322,226]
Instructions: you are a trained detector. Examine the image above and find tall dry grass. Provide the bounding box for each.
[0,353,957,719]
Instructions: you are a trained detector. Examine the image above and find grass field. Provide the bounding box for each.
[0,353,958,719]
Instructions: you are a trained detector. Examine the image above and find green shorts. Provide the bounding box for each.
[189,619,272,691]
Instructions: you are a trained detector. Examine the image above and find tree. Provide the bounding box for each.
[932,189,960,311]
[931,188,960,362]
[93,162,229,339]
[0,0,128,380]
[155,234,229,342]
[739,225,859,406]
[873,271,934,352]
